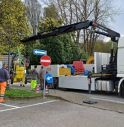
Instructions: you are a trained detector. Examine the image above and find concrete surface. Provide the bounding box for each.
[0,100,124,127]
[9,84,124,113]
[48,89,124,113]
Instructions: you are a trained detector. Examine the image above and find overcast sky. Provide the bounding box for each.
[111,0,124,36]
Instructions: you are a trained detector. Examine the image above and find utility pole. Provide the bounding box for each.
[7,38,11,73]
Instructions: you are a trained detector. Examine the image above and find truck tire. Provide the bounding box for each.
[114,81,118,95]
[120,82,124,97]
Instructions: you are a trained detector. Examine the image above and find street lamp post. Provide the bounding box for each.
[8,49,10,73]
[7,38,11,73]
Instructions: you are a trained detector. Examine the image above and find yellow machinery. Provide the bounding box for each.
[11,48,27,85]
[59,67,71,76]
[86,56,94,64]
[13,65,26,83]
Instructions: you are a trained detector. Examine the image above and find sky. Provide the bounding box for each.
[111,0,124,36]
[104,0,124,42]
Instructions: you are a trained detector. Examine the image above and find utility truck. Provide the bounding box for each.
[22,20,124,97]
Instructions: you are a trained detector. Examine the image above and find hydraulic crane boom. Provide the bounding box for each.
[92,22,120,42]
[21,20,120,42]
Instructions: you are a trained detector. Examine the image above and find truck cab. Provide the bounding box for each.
[117,37,124,77]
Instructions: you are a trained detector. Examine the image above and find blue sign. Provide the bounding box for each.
[45,73,53,84]
[33,49,47,56]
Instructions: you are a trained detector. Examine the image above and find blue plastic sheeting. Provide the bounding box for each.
[83,70,89,76]
[66,65,75,75]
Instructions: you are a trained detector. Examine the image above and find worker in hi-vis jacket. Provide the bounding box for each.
[0,63,10,103]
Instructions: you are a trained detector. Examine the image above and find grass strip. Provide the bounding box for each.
[5,88,42,98]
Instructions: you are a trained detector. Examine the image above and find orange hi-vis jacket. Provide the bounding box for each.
[0,68,10,103]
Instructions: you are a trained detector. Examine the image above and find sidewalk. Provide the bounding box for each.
[49,89,89,105]
[48,89,124,113]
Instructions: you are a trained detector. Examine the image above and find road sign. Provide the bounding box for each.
[45,73,53,84]
[40,55,51,66]
[33,49,47,56]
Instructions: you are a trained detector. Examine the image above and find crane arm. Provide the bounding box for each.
[21,20,120,42]
[21,20,92,42]
[92,22,120,42]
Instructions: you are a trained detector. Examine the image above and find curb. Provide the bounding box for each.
[5,95,43,100]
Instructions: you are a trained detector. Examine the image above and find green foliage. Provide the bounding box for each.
[39,18,63,32]
[23,41,45,65]
[39,3,62,32]
[40,33,82,64]
[94,40,117,53]
[44,4,59,19]
[6,88,42,98]
[24,3,82,64]
[41,37,64,64]
[0,0,30,54]
[59,34,82,63]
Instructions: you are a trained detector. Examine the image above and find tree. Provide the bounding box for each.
[23,42,45,65]
[50,0,118,55]
[37,3,82,64]
[24,0,41,35]
[43,4,59,19]
[39,34,82,64]
[0,0,30,54]
[39,3,62,31]
[94,40,117,53]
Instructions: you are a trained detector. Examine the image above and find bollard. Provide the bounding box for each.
[36,86,40,93]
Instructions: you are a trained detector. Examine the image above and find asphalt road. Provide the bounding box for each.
[0,98,124,127]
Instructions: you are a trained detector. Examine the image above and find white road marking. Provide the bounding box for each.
[91,97,124,104]
[0,107,19,112]
[20,100,58,108]
[0,100,58,113]
[0,103,20,108]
